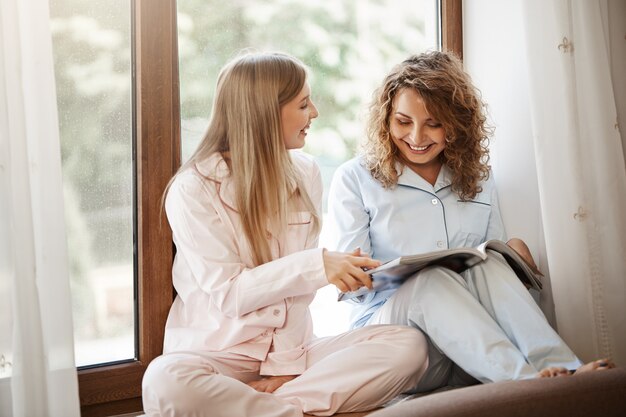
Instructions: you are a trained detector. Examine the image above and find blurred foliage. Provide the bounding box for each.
[177,0,435,162]
[50,0,133,342]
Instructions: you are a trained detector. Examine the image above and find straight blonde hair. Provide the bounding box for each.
[165,52,320,266]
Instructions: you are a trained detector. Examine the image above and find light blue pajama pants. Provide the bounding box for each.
[368,250,582,391]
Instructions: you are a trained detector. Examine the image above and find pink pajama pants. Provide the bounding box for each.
[142,324,428,417]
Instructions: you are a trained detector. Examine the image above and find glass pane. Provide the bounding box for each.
[50,0,134,367]
[177,0,439,337]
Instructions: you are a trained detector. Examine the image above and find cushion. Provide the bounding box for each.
[368,368,626,417]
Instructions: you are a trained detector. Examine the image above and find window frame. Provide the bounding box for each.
[76,0,462,414]
[441,0,463,59]
[77,0,180,415]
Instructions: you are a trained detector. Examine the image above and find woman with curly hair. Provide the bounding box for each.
[327,50,613,391]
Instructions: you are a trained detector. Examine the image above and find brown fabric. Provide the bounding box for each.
[305,413,374,417]
[368,368,626,417]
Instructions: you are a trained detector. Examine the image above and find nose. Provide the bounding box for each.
[407,124,423,144]
[310,101,319,119]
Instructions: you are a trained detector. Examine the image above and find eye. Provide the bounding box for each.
[427,122,442,128]
[395,118,411,125]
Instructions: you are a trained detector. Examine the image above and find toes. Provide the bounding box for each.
[541,359,616,378]
[574,358,616,374]
[596,359,616,369]
[538,367,570,378]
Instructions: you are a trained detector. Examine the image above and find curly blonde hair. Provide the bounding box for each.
[362,50,492,200]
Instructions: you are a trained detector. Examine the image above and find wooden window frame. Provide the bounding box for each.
[76,0,462,415]
[442,0,463,59]
[78,0,180,415]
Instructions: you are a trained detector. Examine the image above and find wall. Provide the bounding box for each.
[462,0,557,326]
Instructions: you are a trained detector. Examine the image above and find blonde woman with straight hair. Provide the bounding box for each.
[142,52,430,417]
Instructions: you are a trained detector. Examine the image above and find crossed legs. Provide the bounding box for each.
[142,325,428,417]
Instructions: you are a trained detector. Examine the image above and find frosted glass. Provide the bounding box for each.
[50,0,134,367]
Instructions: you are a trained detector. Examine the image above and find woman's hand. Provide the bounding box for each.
[322,248,381,293]
[247,375,297,393]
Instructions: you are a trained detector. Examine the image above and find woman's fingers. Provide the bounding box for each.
[333,280,349,293]
[349,265,373,290]
[322,249,381,292]
[329,273,362,292]
[338,256,378,290]
[351,255,381,270]
[350,256,380,290]
[341,274,363,292]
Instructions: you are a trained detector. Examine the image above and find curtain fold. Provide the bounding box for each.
[0,0,80,415]
[521,0,626,364]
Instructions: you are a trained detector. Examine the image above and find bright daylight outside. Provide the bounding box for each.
[47,0,438,369]
[51,0,133,367]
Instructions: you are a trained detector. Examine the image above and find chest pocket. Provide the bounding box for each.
[455,200,491,247]
[282,211,313,255]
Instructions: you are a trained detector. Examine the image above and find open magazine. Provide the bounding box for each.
[337,239,544,302]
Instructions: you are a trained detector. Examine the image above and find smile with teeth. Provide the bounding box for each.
[406,141,431,151]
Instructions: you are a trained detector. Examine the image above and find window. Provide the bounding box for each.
[72,1,461,415]
[51,0,135,369]
[74,1,178,414]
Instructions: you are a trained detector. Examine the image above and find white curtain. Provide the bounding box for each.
[521,0,626,364]
[0,0,81,415]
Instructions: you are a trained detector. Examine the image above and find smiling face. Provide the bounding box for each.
[389,88,446,184]
[280,82,319,150]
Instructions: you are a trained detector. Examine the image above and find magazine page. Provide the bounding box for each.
[337,240,543,301]
[337,250,483,301]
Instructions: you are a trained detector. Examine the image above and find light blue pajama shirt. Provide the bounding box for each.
[327,157,507,328]
[327,157,582,384]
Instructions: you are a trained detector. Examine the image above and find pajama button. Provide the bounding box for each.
[437,240,444,248]
[273,309,280,316]
[431,198,438,205]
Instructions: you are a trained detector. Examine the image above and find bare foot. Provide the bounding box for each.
[247,375,297,393]
[573,359,616,374]
[538,359,615,378]
[537,366,571,378]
